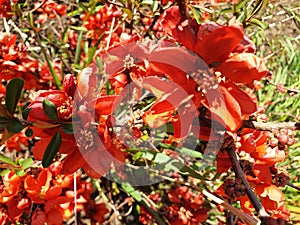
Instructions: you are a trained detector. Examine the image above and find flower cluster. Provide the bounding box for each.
[139,186,209,225]
[0,1,297,224]
[0,162,109,224]
[0,33,39,95]
[34,0,67,24]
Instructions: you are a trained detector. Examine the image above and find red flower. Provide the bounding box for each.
[167,186,209,225]
[61,95,126,178]
[160,6,269,87]
[35,0,67,24]
[24,169,62,203]
[0,172,24,204]
[4,131,29,152]
[0,0,15,18]
[255,184,286,212]
[27,90,73,122]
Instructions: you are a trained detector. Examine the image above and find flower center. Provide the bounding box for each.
[77,129,95,151]
[56,96,73,120]
[189,69,219,93]
[123,54,135,69]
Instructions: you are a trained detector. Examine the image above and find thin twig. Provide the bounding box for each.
[242,120,300,131]
[265,79,300,94]
[202,190,260,225]
[226,147,269,218]
[73,172,78,225]
[287,182,300,192]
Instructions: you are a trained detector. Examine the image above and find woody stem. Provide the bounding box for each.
[242,120,300,131]
[199,118,300,131]
[176,0,187,19]
[226,147,269,218]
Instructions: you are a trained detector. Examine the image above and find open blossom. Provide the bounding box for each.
[159,6,269,132]
[160,6,269,86]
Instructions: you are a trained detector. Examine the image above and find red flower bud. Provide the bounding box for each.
[28,90,72,122]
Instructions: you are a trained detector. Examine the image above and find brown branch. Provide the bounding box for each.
[176,0,187,19]
[242,120,300,131]
[287,182,300,192]
[200,118,300,131]
[226,147,269,218]
[265,79,300,94]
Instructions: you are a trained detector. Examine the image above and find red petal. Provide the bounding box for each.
[61,149,85,175]
[32,137,51,160]
[95,95,120,116]
[142,100,174,128]
[202,87,242,132]
[217,53,269,86]
[46,208,63,225]
[221,81,257,115]
[195,26,244,65]
[45,186,62,200]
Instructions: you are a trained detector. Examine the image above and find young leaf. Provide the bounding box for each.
[5,78,25,114]
[15,169,26,176]
[0,154,17,166]
[43,99,59,121]
[20,158,33,170]
[42,130,62,168]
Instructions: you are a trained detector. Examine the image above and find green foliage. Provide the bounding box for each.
[43,99,59,122]
[42,130,62,167]
[5,78,25,114]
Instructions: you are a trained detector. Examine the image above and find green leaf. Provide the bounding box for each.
[62,123,75,134]
[151,0,159,12]
[122,7,133,20]
[110,171,143,202]
[22,107,31,120]
[7,119,23,133]
[177,147,202,158]
[15,169,26,176]
[246,0,268,21]
[247,18,267,30]
[42,131,62,168]
[75,31,83,65]
[141,151,204,179]
[121,182,143,202]
[0,169,10,176]
[0,154,17,166]
[25,128,33,137]
[5,78,25,114]
[132,151,143,161]
[40,44,62,90]
[70,26,88,32]
[190,6,202,24]
[43,99,59,121]
[19,158,33,170]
